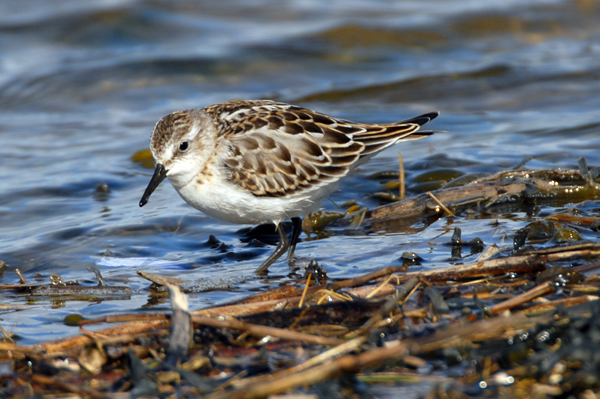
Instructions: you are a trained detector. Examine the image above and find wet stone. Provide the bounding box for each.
[93,182,111,201]
[513,227,529,252]
[95,182,110,193]
[451,227,462,245]
[526,220,555,240]
[536,266,585,287]
[554,226,582,242]
[468,238,484,254]
[400,252,423,266]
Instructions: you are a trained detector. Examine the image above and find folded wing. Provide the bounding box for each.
[216,101,437,197]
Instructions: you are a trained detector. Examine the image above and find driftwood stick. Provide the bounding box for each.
[368,181,527,221]
[488,281,554,315]
[368,168,600,223]
[32,374,104,399]
[192,315,342,346]
[394,244,600,283]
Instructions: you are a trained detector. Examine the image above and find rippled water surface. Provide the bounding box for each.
[1,0,600,344]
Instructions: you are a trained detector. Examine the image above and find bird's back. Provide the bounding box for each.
[214,101,438,199]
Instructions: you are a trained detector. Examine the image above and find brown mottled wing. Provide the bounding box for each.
[217,101,436,197]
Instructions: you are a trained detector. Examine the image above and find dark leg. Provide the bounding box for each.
[287,217,302,261]
[255,223,289,274]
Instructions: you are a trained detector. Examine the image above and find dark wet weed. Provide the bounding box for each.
[3,163,600,398]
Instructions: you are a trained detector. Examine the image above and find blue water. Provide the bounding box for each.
[1,0,600,345]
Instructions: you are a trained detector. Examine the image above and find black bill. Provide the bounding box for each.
[139,163,168,207]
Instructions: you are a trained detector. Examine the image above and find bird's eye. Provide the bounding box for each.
[179,141,189,152]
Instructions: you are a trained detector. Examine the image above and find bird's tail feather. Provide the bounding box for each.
[354,111,440,157]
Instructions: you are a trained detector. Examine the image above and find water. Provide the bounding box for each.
[1,0,600,344]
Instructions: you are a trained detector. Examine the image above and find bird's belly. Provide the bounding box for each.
[173,179,336,224]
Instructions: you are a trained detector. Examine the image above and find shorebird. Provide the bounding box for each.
[140,100,438,273]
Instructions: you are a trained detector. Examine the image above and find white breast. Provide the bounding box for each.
[172,175,338,224]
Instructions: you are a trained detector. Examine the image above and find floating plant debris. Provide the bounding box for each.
[3,164,600,397]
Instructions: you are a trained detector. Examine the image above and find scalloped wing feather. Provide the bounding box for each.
[213,101,436,197]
